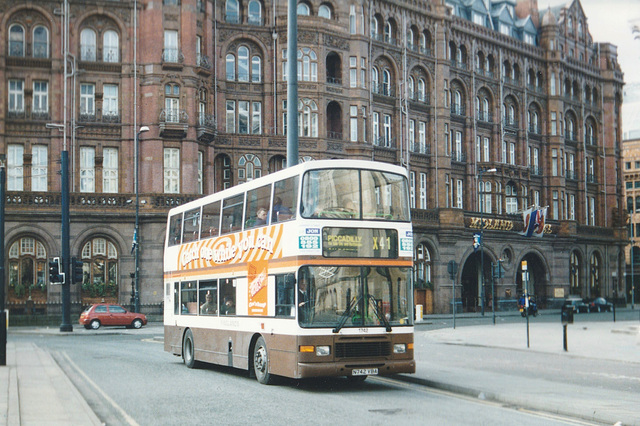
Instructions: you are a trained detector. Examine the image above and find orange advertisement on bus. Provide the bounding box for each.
[248,259,268,316]
[177,224,284,271]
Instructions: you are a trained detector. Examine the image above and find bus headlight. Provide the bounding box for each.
[316,345,331,356]
[393,343,407,354]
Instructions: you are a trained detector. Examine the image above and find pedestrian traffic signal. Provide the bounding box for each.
[49,257,65,284]
[71,257,83,284]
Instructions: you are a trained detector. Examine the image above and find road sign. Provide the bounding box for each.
[447,260,458,280]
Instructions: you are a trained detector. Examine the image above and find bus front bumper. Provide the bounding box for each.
[296,359,416,379]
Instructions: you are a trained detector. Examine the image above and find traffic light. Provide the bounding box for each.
[71,257,84,284]
[49,257,64,284]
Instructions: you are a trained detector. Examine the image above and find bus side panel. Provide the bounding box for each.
[263,334,299,378]
[164,325,184,356]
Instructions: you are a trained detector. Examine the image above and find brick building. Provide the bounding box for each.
[0,0,627,316]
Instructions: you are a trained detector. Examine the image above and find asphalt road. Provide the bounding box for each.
[9,324,600,426]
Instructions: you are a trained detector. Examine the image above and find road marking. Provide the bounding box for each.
[60,351,141,426]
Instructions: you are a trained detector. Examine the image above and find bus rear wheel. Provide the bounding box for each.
[183,329,197,369]
[253,336,274,385]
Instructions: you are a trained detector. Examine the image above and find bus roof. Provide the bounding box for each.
[167,159,408,216]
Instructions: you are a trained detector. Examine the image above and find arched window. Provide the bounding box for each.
[570,251,580,295]
[226,53,236,80]
[319,4,331,19]
[8,237,47,299]
[33,26,49,58]
[297,3,310,15]
[225,0,239,23]
[371,67,379,92]
[414,243,432,289]
[251,55,261,83]
[566,117,575,140]
[382,68,391,96]
[372,16,380,37]
[164,83,180,122]
[418,78,426,102]
[456,47,464,64]
[384,21,392,43]
[80,238,119,300]
[103,30,119,62]
[248,0,262,25]
[238,154,262,182]
[8,24,25,57]
[80,28,96,61]
[479,181,492,213]
[531,111,539,131]
[454,90,462,107]
[298,98,318,137]
[238,46,249,82]
[505,182,518,213]
[589,253,600,297]
[407,28,414,48]
[298,47,317,81]
[408,76,415,99]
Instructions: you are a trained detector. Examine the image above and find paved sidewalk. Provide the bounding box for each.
[0,339,102,426]
[406,319,640,425]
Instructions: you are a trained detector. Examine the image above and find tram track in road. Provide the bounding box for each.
[371,375,606,426]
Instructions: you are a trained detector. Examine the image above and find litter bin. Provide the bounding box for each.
[561,305,574,324]
[415,304,423,322]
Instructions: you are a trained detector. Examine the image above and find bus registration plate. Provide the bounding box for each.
[352,368,378,376]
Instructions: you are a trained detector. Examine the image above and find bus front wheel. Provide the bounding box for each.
[253,336,274,385]
[183,329,197,368]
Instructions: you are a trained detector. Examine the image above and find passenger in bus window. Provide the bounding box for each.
[221,296,235,315]
[254,207,268,226]
[273,197,293,222]
[200,292,217,315]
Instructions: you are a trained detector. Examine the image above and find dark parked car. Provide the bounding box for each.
[589,297,613,313]
[79,303,147,330]
[562,297,589,314]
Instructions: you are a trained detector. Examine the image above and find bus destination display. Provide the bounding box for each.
[322,228,398,258]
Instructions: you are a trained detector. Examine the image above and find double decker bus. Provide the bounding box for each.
[164,160,415,384]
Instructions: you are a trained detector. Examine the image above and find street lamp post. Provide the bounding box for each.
[632,211,636,310]
[134,126,149,313]
[478,167,497,316]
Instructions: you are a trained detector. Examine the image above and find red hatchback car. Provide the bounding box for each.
[79,303,147,330]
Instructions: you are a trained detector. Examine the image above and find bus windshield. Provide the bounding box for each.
[301,168,410,221]
[298,266,412,329]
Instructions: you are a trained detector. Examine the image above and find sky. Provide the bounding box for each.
[541,0,640,83]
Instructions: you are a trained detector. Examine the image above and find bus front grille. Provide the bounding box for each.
[335,341,391,358]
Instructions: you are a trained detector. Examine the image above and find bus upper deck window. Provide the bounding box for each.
[273,176,298,223]
[168,214,183,246]
[201,201,221,239]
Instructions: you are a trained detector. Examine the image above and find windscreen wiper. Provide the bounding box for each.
[368,295,392,332]
[332,295,361,333]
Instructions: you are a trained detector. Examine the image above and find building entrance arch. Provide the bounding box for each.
[515,252,548,307]
[460,251,492,313]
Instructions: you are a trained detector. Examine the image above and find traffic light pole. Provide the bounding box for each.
[60,150,72,332]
